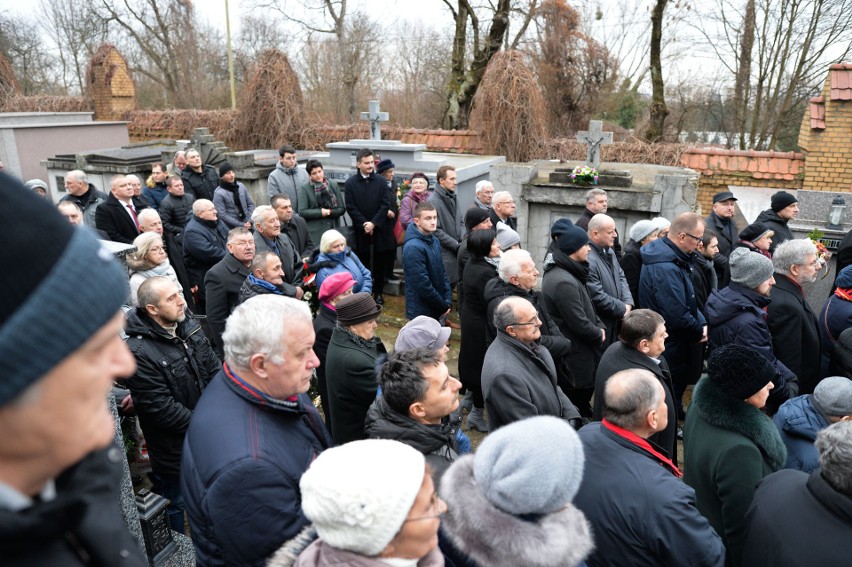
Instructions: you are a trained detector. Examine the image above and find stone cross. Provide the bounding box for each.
[576,120,613,169]
[360,100,389,141]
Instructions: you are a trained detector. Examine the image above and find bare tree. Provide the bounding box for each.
[0,14,59,95]
[645,0,669,142]
[39,0,110,94]
[693,0,852,149]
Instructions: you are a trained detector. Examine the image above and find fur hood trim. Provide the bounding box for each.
[440,456,593,567]
[691,377,787,471]
[266,524,318,567]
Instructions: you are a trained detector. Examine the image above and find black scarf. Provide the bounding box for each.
[220,180,246,220]
[552,248,590,283]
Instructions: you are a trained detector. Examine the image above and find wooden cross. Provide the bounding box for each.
[360,100,389,141]
[576,120,613,169]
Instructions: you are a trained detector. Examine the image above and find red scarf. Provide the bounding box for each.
[602,419,683,478]
[835,287,852,301]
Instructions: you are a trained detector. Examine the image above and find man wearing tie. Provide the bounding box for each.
[96,174,149,244]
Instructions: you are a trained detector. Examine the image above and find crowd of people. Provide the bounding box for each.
[4,146,852,567]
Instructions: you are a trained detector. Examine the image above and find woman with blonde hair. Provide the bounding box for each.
[127,232,182,306]
[310,229,373,294]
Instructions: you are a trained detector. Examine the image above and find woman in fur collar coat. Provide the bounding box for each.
[684,344,787,567]
[439,416,593,567]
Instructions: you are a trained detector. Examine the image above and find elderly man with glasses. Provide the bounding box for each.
[639,212,708,419]
[481,296,581,431]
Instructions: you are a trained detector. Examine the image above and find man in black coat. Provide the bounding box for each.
[182,199,229,311]
[272,194,315,258]
[181,148,219,201]
[704,190,738,288]
[0,180,146,565]
[344,148,394,303]
[159,176,195,245]
[429,164,465,287]
[741,421,852,566]
[755,191,799,253]
[574,370,724,567]
[489,190,518,232]
[204,227,255,358]
[125,277,219,533]
[593,309,678,462]
[95,174,149,244]
[767,238,821,394]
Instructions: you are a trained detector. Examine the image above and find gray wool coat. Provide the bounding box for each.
[428,185,465,284]
[587,243,633,348]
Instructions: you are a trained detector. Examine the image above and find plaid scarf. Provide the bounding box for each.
[311,178,338,209]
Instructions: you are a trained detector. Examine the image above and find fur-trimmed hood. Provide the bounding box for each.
[440,456,593,567]
[690,376,787,471]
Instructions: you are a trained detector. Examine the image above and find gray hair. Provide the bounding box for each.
[815,420,852,498]
[493,296,530,333]
[252,204,276,227]
[192,198,214,215]
[498,249,533,282]
[185,148,200,159]
[227,227,252,244]
[250,250,278,273]
[126,174,140,184]
[475,180,494,194]
[492,190,512,205]
[585,188,607,202]
[588,213,614,233]
[136,275,173,309]
[174,150,186,159]
[66,169,88,183]
[602,369,662,430]
[773,239,818,274]
[223,295,312,369]
[137,208,161,226]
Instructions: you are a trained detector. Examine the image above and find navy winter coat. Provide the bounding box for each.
[402,223,452,320]
[772,395,829,473]
[818,293,852,377]
[182,215,228,292]
[705,282,798,405]
[181,368,332,566]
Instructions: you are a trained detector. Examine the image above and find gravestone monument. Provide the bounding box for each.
[360,100,389,141]
[576,120,612,169]
[550,120,632,187]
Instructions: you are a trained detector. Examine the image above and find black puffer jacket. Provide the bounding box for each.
[364,396,460,485]
[181,164,220,201]
[125,309,220,475]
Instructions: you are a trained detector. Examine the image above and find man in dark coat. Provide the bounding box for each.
[59,169,107,228]
[576,188,621,257]
[365,348,462,485]
[741,421,852,567]
[204,227,255,358]
[767,238,821,394]
[755,191,798,253]
[272,193,314,258]
[180,148,219,201]
[125,277,218,533]
[344,148,394,303]
[159,176,195,245]
[574,370,724,567]
[640,212,707,417]
[488,190,518,232]
[182,199,229,310]
[324,293,387,445]
[181,296,332,567]
[542,220,606,416]
[238,251,287,304]
[95,174,149,244]
[834,228,852,289]
[586,213,633,347]
[429,165,465,287]
[252,206,303,298]
[481,297,581,431]
[706,247,799,410]
[0,180,146,565]
[704,191,738,288]
[593,309,678,462]
[402,202,452,321]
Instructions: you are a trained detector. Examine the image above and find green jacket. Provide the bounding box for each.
[683,377,787,567]
[297,180,346,244]
[324,325,386,445]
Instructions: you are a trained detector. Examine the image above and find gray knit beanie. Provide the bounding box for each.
[495,221,521,251]
[474,416,584,516]
[812,376,852,417]
[629,219,658,243]
[730,247,774,289]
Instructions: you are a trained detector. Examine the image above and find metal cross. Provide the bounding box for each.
[576,120,613,169]
[360,100,389,141]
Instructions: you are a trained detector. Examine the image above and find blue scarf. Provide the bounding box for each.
[247,274,283,294]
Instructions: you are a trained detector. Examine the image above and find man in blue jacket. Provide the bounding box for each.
[181,295,332,566]
[639,212,707,418]
[403,202,452,321]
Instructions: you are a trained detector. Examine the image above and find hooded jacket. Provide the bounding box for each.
[311,248,372,295]
[439,455,593,567]
[268,161,308,207]
[402,222,452,320]
[364,396,460,484]
[705,282,798,405]
[772,395,829,473]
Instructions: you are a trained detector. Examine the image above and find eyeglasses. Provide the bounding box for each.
[682,232,702,242]
[510,315,541,327]
[403,493,445,523]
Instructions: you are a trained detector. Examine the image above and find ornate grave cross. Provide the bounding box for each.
[360,100,389,141]
[576,120,613,169]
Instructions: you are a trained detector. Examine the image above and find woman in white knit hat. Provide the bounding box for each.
[269,439,445,567]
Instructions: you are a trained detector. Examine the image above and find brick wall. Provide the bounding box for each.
[681,148,804,214]
[798,63,852,192]
[88,45,136,121]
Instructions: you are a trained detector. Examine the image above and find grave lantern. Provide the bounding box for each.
[136,488,178,565]
[826,197,846,231]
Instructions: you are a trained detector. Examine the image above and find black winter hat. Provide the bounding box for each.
[707,344,776,400]
[219,162,235,177]
[770,191,798,212]
[336,292,382,326]
[738,222,772,242]
[464,207,491,231]
[376,159,395,174]
[551,218,589,256]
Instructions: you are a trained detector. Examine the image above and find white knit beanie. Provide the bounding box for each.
[299,439,426,556]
